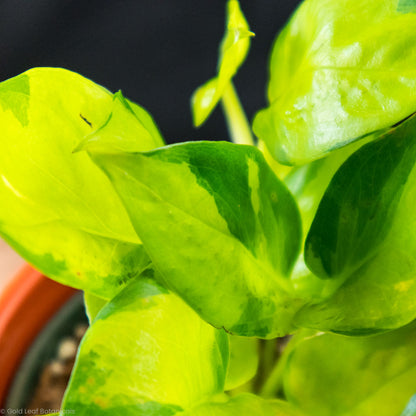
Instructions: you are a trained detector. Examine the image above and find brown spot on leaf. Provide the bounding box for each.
[80,113,93,128]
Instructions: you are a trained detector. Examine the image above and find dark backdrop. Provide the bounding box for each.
[0,0,302,143]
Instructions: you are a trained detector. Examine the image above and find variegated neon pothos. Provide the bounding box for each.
[2,0,416,415]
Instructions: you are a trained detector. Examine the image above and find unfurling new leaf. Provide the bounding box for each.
[191,0,254,127]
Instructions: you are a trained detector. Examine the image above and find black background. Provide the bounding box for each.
[0,1,302,143]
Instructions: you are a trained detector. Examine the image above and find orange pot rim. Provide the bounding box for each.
[0,264,77,408]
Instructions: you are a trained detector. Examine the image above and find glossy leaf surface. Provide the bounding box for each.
[283,324,416,416]
[61,276,228,415]
[0,68,163,297]
[185,394,304,416]
[299,114,416,333]
[192,0,254,126]
[306,118,416,280]
[253,0,416,164]
[284,141,365,300]
[83,141,303,337]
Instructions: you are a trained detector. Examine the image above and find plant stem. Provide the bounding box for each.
[252,339,278,394]
[262,338,277,379]
[259,350,287,398]
[221,82,255,146]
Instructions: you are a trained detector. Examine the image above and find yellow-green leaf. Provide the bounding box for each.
[254,0,416,164]
[191,0,254,126]
[0,68,163,298]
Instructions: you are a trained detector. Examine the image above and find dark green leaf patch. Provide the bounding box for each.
[398,0,416,13]
[306,115,416,279]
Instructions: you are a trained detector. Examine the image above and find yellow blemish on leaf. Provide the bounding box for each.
[270,191,278,203]
[394,280,414,292]
[94,397,109,408]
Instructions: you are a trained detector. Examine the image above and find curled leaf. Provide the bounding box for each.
[192,0,254,127]
[0,68,163,298]
[74,90,162,154]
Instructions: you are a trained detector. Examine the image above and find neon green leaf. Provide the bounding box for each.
[61,276,228,415]
[0,68,163,298]
[83,292,108,323]
[192,0,254,126]
[0,74,30,126]
[253,0,416,164]
[225,336,258,391]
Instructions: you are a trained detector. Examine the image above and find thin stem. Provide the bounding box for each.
[262,339,277,379]
[259,347,288,398]
[221,82,255,146]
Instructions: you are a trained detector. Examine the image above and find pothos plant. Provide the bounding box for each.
[2,0,416,415]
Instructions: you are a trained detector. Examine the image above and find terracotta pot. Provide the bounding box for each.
[0,265,77,409]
